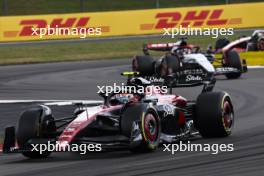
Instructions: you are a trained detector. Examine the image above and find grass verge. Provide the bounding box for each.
[0,31,263,66]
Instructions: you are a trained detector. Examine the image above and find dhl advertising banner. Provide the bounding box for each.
[0,2,264,42]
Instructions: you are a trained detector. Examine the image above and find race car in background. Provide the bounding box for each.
[215,30,264,52]
[133,38,247,80]
[3,72,234,158]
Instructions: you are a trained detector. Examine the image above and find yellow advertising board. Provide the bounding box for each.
[0,2,264,42]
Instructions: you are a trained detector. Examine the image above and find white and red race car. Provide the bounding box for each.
[215,30,264,53]
[134,38,247,80]
[3,72,234,158]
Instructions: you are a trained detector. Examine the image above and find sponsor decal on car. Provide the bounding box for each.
[148,77,165,83]
[185,75,203,82]
[163,104,175,116]
[181,69,204,75]
[215,67,239,73]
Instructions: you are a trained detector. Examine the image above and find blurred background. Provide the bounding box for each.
[0,0,263,65]
[1,0,263,16]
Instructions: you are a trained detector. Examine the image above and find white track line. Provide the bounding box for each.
[248,66,264,69]
[0,66,263,104]
[0,100,102,104]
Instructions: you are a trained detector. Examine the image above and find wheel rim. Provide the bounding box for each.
[160,61,168,76]
[132,58,139,71]
[222,101,234,131]
[258,40,264,51]
[144,113,158,142]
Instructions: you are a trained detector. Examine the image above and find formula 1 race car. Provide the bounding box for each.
[3,72,234,158]
[135,38,247,79]
[215,30,264,52]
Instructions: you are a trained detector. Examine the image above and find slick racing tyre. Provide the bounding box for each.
[215,38,230,50]
[159,55,180,77]
[121,104,160,152]
[257,39,264,51]
[132,56,155,76]
[225,50,243,79]
[17,105,56,159]
[195,92,234,137]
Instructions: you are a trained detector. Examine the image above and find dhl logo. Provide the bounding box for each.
[141,9,241,30]
[4,17,110,38]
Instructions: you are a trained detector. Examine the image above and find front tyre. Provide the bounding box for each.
[195,92,234,137]
[121,104,160,152]
[17,105,56,159]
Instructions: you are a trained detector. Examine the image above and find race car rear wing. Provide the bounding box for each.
[143,43,178,53]
[143,43,200,55]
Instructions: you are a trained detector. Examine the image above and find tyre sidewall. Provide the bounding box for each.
[195,92,234,137]
[121,103,160,152]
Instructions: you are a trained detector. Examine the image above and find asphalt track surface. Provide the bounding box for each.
[0,59,264,176]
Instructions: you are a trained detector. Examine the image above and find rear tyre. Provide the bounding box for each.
[17,105,55,159]
[195,92,234,137]
[215,38,230,50]
[159,55,181,77]
[225,50,242,79]
[121,104,160,152]
[132,56,155,76]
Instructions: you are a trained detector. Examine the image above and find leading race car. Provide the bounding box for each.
[134,38,247,79]
[3,72,234,158]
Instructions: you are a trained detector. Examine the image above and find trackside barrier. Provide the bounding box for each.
[0,2,264,42]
